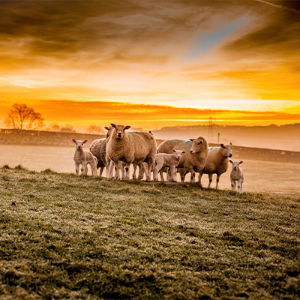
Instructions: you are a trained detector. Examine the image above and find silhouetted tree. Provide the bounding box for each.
[5,104,44,130]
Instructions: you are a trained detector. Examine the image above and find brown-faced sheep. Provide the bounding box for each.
[199,143,233,189]
[157,137,208,183]
[72,139,98,176]
[106,124,157,181]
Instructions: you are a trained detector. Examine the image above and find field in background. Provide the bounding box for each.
[0,167,299,299]
[0,144,300,196]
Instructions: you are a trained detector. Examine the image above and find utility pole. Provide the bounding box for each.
[207,117,214,141]
[217,132,220,144]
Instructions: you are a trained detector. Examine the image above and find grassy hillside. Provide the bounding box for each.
[0,166,299,299]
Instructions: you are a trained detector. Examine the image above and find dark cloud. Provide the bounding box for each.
[0,0,270,59]
[224,0,300,58]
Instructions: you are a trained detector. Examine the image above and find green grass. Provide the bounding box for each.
[0,167,299,299]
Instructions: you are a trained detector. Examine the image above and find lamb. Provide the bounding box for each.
[153,150,184,182]
[199,143,233,189]
[106,124,157,181]
[90,126,114,177]
[72,139,98,176]
[229,160,244,193]
[157,137,208,183]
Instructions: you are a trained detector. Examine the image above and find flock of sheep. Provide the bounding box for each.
[72,124,244,193]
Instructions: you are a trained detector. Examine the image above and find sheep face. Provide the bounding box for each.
[220,143,233,158]
[190,137,207,154]
[173,149,184,161]
[72,139,87,150]
[111,124,131,140]
[230,160,243,171]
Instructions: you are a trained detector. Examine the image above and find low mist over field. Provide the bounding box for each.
[153,123,300,151]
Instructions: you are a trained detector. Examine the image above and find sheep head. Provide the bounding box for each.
[72,139,87,150]
[190,137,208,154]
[220,143,233,158]
[111,124,131,140]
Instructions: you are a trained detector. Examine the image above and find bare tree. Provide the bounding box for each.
[5,104,44,130]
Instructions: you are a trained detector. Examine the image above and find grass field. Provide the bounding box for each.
[0,166,299,299]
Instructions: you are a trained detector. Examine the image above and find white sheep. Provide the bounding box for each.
[229,160,244,193]
[153,150,184,182]
[72,139,98,176]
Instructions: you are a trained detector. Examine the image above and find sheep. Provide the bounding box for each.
[229,160,244,193]
[106,124,157,181]
[90,126,114,177]
[72,139,98,176]
[157,137,208,183]
[153,150,184,182]
[199,143,233,189]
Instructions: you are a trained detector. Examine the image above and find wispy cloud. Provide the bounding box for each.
[185,16,248,61]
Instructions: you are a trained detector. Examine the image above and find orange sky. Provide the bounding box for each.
[0,0,299,129]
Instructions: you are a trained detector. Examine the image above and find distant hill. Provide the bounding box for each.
[153,123,300,152]
[0,128,299,164]
[0,129,104,148]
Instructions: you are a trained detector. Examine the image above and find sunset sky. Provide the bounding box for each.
[0,0,299,129]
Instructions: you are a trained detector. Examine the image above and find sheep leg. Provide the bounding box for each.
[190,170,195,183]
[90,163,97,176]
[82,161,88,175]
[75,163,80,176]
[159,171,165,182]
[179,169,185,182]
[107,161,114,180]
[143,163,150,181]
[198,172,203,188]
[124,163,130,180]
[90,158,98,176]
[166,168,171,181]
[216,174,220,189]
[153,166,159,182]
[99,167,104,177]
[115,161,124,180]
[231,179,236,192]
[138,163,145,180]
[208,174,213,188]
[154,161,163,182]
[238,179,243,193]
[132,163,137,180]
[169,165,177,182]
[120,162,126,180]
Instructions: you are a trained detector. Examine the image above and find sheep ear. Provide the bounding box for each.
[239,161,243,165]
[124,125,131,130]
[104,126,109,130]
[229,160,233,164]
[220,144,225,148]
[182,151,185,154]
[190,139,194,141]
[72,139,76,143]
[82,140,88,144]
[111,123,116,128]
